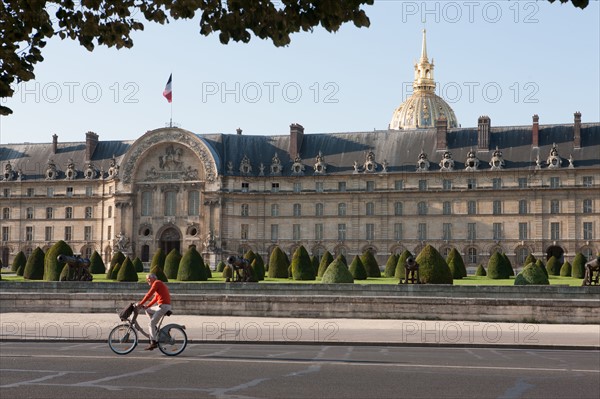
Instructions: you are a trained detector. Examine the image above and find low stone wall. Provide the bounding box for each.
[1,285,598,324]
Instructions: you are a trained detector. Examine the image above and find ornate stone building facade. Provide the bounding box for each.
[1,33,598,269]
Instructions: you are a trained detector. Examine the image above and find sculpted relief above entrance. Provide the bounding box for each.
[143,144,200,182]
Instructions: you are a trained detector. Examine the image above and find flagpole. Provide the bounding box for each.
[170,100,173,128]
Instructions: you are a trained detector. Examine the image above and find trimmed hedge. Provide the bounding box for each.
[360,251,381,278]
[475,264,487,276]
[89,251,106,274]
[151,248,166,271]
[394,250,413,280]
[317,251,334,277]
[546,256,561,276]
[310,255,319,278]
[110,262,122,280]
[223,265,233,280]
[487,252,511,279]
[12,251,26,273]
[268,246,289,278]
[216,261,226,272]
[150,264,168,282]
[291,246,315,281]
[23,247,45,280]
[44,240,73,281]
[514,263,549,285]
[447,248,467,279]
[384,254,399,277]
[349,255,367,280]
[524,253,537,267]
[177,245,207,281]
[109,251,125,277]
[571,253,587,278]
[415,245,453,284]
[559,261,572,277]
[164,249,182,280]
[117,257,140,282]
[321,256,354,284]
[133,257,144,273]
[502,253,515,276]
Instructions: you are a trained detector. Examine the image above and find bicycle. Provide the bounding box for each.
[108,303,188,356]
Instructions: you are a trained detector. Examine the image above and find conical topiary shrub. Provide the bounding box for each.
[571,253,587,279]
[108,251,125,278]
[110,262,122,279]
[514,263,550,285]
[317,251,334,278]
[291,246,315,280]
[150,264,168,282]
[501,253,514,276]
[223,265,233,280]
[268,246,289,278]
[244,249,257,265]
[89,250,105,274]
[16,257,26,276]
[151,248,166,271]
[164,248,182,280]
[133,257,144,273]
[177,245,207,281]
[360,251,381,278]
[416,245,453,284]
[23,247,45,280]
[524,253,536,267]
[321,256,354,284]
[349,255,367,280]
[475,264,487,276]
[395,250,413,280]
[205,263,213,279]
[337,253,347,266]
[12,251,26,272]
[559,261,572,277]
[117,257,139,282]
[447,248,467,279]
[251,254,266,281]
[546,256,561,276]
[384,254,399,277]
[44,240,73,281]
[487,252,511,279]
[310,255,319,278]
[216,260,226,272]
[535,259,548,278]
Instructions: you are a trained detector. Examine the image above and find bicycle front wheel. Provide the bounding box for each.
[108,323,138,355]
[158,325,187,356]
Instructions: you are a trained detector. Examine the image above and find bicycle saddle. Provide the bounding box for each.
[165,310,173,316]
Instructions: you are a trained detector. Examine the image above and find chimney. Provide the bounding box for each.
[477,116,490,150]
[532,114,539,147]
[573,112,581,148]
[236,127,242,135]
[435,116,447,150]
[52,134,58,154]
[289,123,304,160]
[85,131,98,161]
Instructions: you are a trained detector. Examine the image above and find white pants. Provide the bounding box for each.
[145,304,172,341]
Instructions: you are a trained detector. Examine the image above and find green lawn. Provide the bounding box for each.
[0,270,585,286]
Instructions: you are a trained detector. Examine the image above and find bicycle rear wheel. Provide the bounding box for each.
[108,323,138,355]
[158,325,187,356]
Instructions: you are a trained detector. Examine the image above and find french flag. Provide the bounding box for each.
[163,74,172,103]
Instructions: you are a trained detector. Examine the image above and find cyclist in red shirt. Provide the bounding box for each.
[136,273,171,350]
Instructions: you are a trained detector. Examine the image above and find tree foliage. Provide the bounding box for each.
[384,254,399,277]
[446,248,467,279]
[571,253,587,278]
[89,250,106,274]
[394,250,413,280]
[559,261,572,277]
[546,256,561,276]
[268,246,288,278]
[360,250,381,277]
[117,257,139,282]
[317,251,334,277]
[23,247,45,280]
[475,264,487,276]
[177,245,206,281]
[415,245,453,284]
[514,264,550,285]
[321,256,354,284]
[349,255,367,280]
[291,245,315,280]
[44,240,73,281]
[151,248,166,271]
[12,251,26,273]
[487,252,511,280]
[132,257,144,273]
[164,248,182,280]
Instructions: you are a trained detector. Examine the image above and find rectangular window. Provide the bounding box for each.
[2,208,9,219]
[241,224,249,240]
[293,182,302,193]
[550,222,560,240]
[65,207,73,219]
[493,223,503,240]
[315,223,323,240]
[293,203,301,217]
[550,200,560,214]
[26,226,33,241]
[85,206,93,219]
[442,223,452,240]
[293,224,301,240]
[366,202,374,216]
[241,182,249,192]
[493,200,502,215]
[46,207,53,219]
[47,187,54,197]
[394,223,402,241]
[271,224,278,241]
[519,200,528,215]
[394,202,403,216]
[366,224,375,240]
[27,188,35,197]
[467,179,476,190]
[443,201,452,215]
[271,204,279,217]
[338,224,346,241]
[107,225,112,240]
[142,191,153,216]
[164,191,176,216]
[366,181,375,192]
[84,226,92,241]
[583,199,592,214]
[271,183,280,193]
[518,178,528,189]
[3,188,10,197]
[315,203,323,217]
[188,191,200,216]
[66,187,74,197]
[418,223,427,240]
[549,177,560,188]
[241,204,249,217]
[2,226,9,241]
[64,226,72,241]
[338,203,346,216]
[583,176,593,187]
[85,186,93,196]
[417,201,427,215]
[315,182,324,193]
[442,179,452,190]
[467,223,477,240]
[467,201,477,215]
[338,182,346,192]
[108,206,112,218]
[418,180,427,191]
[492,178,502,189]
[394,180,404,190]
[108,186,113,194]
[583,222,593,240]
[26,207,33,219]
[519,223,528,240]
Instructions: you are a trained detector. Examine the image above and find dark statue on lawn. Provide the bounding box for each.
[226,256,256,283]
[582,257,600,286]
[57,254,93,281]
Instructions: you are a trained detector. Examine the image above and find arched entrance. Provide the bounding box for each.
[1,247,9,268]
[160,227,181,255]
[546,245,564,262]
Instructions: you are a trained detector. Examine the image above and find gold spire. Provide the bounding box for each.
[420,29,428,62]
[413,29,435,92]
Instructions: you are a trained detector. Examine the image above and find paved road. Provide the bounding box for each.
[1,342,599,399]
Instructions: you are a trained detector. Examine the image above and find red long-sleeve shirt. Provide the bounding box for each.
[140,280,171,307]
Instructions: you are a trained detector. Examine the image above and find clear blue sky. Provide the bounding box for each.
[1,1,598,144]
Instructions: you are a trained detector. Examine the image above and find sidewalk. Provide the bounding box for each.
[1,313,599,349]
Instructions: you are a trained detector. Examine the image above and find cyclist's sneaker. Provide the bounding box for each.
[144,340,158,351]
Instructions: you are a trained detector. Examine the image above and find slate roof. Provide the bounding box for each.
[1,123,599,180]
